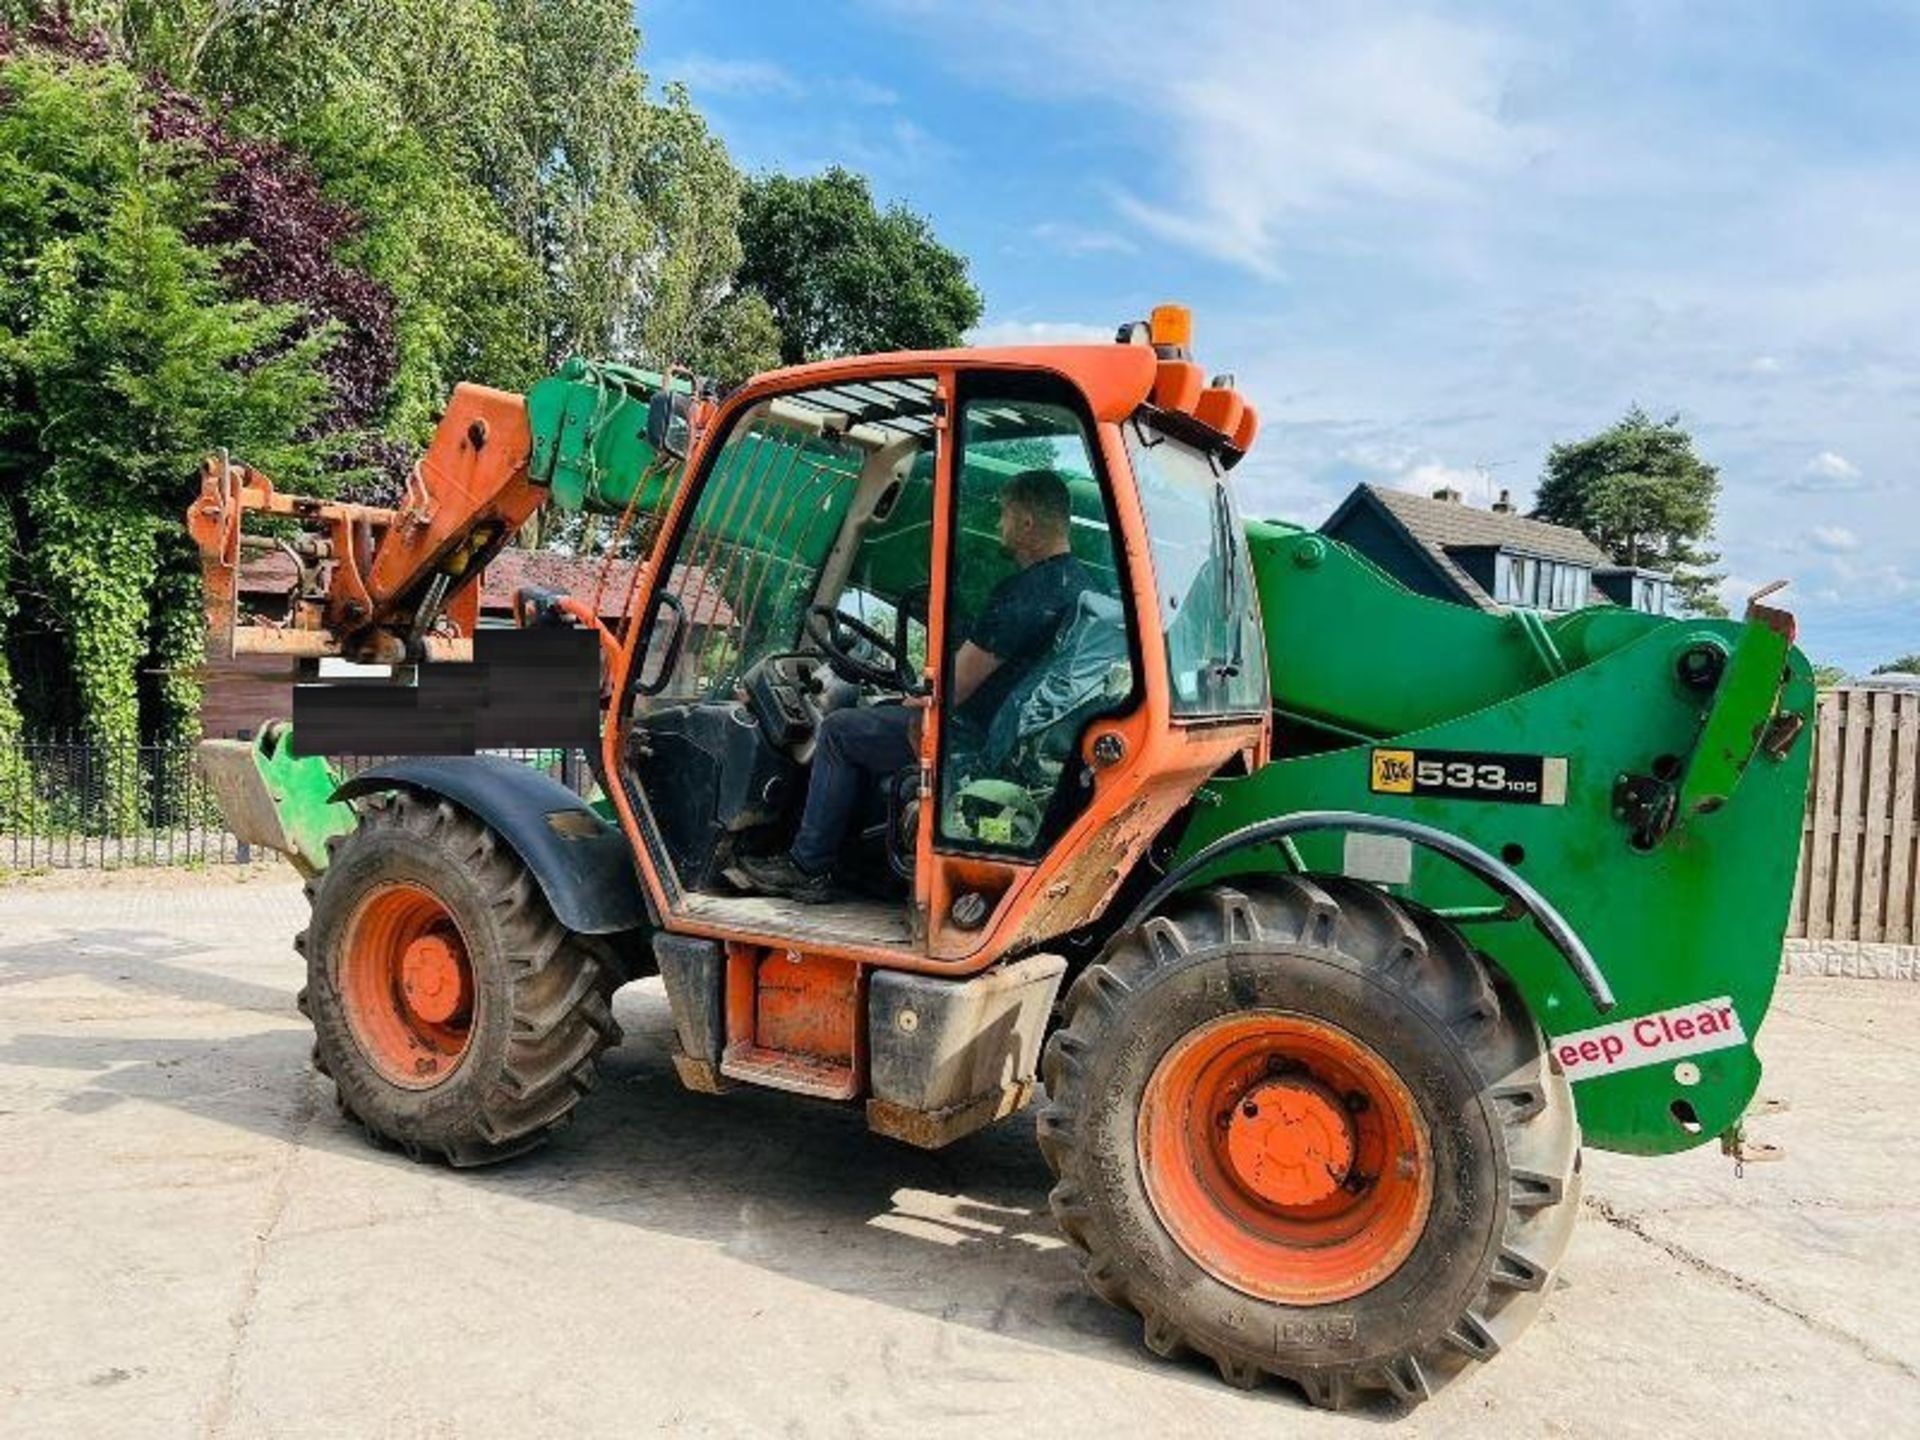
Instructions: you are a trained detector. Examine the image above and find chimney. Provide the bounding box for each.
[1492,488,1514,514]
[1432,486,1463,504]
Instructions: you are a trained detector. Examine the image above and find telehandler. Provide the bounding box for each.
[190,306,1813,1409]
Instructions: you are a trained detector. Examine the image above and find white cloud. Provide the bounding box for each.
[1789,451,1880,492]
[1118,12,1534,276]
[875,2,1537,276]
[1404,461,1488,498]
[1329,440,1497,503]
[1337,440,1421,473]
[854,0,1920,672]
[1032,221,1137,257]
[1809,524,1860,554]
[966,319,1114,347]
[1718,574,1769,613]
[662,55,805,99]
[839,77,901,107]
[1815,557,1920,601]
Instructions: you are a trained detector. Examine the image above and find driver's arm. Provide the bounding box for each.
[950,641,1002,706]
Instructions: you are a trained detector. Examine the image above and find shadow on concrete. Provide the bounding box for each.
[0,924,1397,1419]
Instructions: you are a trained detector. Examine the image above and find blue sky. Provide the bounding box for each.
[640,1,1917,672]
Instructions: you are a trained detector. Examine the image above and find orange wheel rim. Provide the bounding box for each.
[339,882,474,1088]
[1138,1012,1432,1305]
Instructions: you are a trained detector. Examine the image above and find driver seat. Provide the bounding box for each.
[942,592,1132,848]
[985,590,1131,785]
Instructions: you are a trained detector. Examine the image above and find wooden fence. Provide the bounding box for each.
[1791,685,1920,943]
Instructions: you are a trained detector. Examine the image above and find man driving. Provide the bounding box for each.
[734,468,1091,902]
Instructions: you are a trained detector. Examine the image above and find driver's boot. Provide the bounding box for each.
[730,852,836,904]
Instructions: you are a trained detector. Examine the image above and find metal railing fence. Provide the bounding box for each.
[0,733,594,870]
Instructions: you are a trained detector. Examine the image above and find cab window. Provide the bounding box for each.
[633,396,867,705]
[937,377,1136,854]
[1125,418,1267,717]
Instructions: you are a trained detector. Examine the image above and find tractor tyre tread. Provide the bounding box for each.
[1038,873,1580,1412]
[302,789,623,1167]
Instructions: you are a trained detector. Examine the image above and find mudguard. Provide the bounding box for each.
[334,755,651,936]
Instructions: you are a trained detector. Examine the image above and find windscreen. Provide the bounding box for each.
[1125,419,1268,717]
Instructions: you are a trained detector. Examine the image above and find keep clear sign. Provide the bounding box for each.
[1552,997,1748,1080]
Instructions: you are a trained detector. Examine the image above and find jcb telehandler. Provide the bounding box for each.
[190,306,1813,1410]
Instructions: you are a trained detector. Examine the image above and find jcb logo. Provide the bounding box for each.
[1371,749,1416,794]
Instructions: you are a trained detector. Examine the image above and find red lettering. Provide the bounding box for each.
[1672,1016,1696,1040]
[1579,1039,1602,1063]
[1633,1018,1661,1048]
[1557,1044,1581,1068]
[1601,1035,1625,1064]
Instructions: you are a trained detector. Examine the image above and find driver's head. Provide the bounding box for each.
[997,469,1072,566]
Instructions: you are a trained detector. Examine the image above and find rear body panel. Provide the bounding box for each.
[1178,522,1815,1155]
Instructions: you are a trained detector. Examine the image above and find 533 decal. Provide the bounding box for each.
[1370,747,1568,806]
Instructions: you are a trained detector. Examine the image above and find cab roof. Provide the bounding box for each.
[744,343,1160,424]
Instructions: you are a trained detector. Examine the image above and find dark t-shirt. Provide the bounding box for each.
[957,553,1092,729]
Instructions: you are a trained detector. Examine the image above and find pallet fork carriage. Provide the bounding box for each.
[192,307,1813,1410]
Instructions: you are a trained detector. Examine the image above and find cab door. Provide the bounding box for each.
[919,370,1144,954]
[605,366,952,956]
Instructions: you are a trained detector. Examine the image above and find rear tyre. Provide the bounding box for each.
[1038,874,1579,1410]
[296,791,623,1167]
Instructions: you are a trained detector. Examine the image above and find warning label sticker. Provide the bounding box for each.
[1552,996,1748,1080]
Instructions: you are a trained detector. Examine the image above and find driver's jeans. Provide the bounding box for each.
[790,704,918,877]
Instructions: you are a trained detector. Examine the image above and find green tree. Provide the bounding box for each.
[0,53,330,811]
[1872,654,1920,676]
[1532,407,1725,615]
[29,0,781,388]
[282,94,543,444]
[1811,662,1849,688]
[738,166,982,365]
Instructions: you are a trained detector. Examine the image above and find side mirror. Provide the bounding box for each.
[646,388,692,461]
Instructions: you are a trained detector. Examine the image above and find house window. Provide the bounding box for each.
[1495,553,1591,613]
[1634,577,1670,615]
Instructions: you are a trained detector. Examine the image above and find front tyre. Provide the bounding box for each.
[297,791,623,1167]
[1038,875,1580,1410]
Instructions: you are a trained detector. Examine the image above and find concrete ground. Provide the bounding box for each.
[1,873,1915,1439]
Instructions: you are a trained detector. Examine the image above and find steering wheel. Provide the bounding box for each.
[807,604,911,689]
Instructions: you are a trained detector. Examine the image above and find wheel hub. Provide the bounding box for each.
[339,883,476,1088]
[400,933,470,1025]
[1138,1011,1434,1305]
[1223,1077,1355,1208]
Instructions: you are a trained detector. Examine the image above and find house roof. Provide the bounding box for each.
[238,551,299,596]
[237,547,736,627]
[480,551,737,627]
[1325,484,1611,611]
[478,549,643,619]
